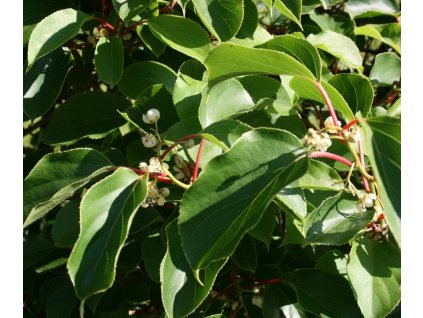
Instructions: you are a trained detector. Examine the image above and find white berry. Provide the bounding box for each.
[142,108,160,124]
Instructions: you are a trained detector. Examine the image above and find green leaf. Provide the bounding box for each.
[304,192,373,245]
[347,238,401,318]
[173,59,206,119]
[370,52,401,86]
[289,77,355,122]
[94,36,124,87]
[231,235,257,272]
[39,92,130,145]
[24,49,74,120]
[309,11,355,36]
[276,180,308,220]
[148,15,212,62]
[24,235,55,268]
[141,234,166,283]
[23,0,77,25]
[161,220,225,318]
[118,61,177,99]
[24,24,36,46]
[199,79,255,128]
[191,0,244,42]
[315,249,348,277]
[328,74,374,117]
[45,277,78,318]
[67,168,148,300]
[179,128,308,270]
[204,43,316,85]
[307,31,363,72]
[387,98,401,117]
[136,24,166,57]
[52,199,80,247]
[274,0,303,29]
[23,148,112,227]
[112,0,154,25]
[298,159,344,191]
[248,202,277,249]
[286,269,361,317]
[28,9,93,66]
[354,23,401,54]
[359,116,401,246]
[235,0,258,39]
[345,0,400,19]
[258,35,322,81]
[262,285,293,318]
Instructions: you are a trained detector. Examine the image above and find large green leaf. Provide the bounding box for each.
[173,59,206,119]
[67,168,148,300]
[370,52,401,86]
[24,235,55,268]
[289,77,355,122]
[118,61,177,99]
[231,235,257,272]
[347,238,401,318]
[23,148,112,227]
[112,0,154,25]
[309,11,355,36]
[248,202,277,249]
[148,15,212,62]
[204,43,316,85]
[23,0,77,25]
[235,0,258,39]
[359,116,401,246]
[286,269,362,317]
[199,79,255,128]
[179,128,308,270]
[276,180,308,220]
[258,35,322,81]
[136,24,166,57]
[345,0,400,19]
[191,0,244,42]
[304,192,373,245]
[24,49,74,120]
[328,74,374,117]
[274,0,302,29]
[39,92,130,145]
[94,36,124,87]
[27,9,93,66]
[44,277,78,318]
[355,23,401,54]
[161,220,225,318]
[141,234,166,283]
[307,31,363,72]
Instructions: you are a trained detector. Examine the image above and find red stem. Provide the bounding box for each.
[343,118,360,130]
[257,278,284,285]
[230,266,239,282]
[309,151,353,167]
[314,81,339,128]
[192,138,206,182]
[120,19,147,35]
[358,138,370,192]
[386,90,399,104]
[159,134,201,160]
[112,167,173,184]
[93,17,116,32]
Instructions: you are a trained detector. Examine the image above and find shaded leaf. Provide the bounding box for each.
[24,148,112,227]
[328,74,374,117]
[191,0,244,41]
[67,168,148,300]
[161,220,225,318]
[286,269,361,317]
[307,31,363,72]
[235,0,258,39]
[136,24,166,57]
[276,180,308,220]
[94,36,124,87]
[248,202,277,249]
[370,52,401,86]
[52,199,80,247]
[354,23,401,54]
[118,61,177,99]
[289,77,355,122]
[28,9,93,66]
[142,234,166,283]
[258,35,322,81]
[315,249,348,277]
[298,159,344,191]
[231,235,257,272]
[24,236,55,268]
[45,277,78,318]
[204,43,316,85]
[309,11,354,36]
[179,128,308,270]
[148,15,212,62]
[345,0,400,19]
[199,79,255,128]
[24,49,74,120]
[304,192,373,245]
[40,92,130,145]
[23,0,77,25]
[348,238,401,318]
[359,116,401,246]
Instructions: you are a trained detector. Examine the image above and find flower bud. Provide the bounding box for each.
[142,134,157,148]
[159,188,170,197]
[142,108,160,124]
[185,138,195,148]
[252,296,263,308]
[324,117,341,134]
[174,154,185,168]
[138,162,149,173]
